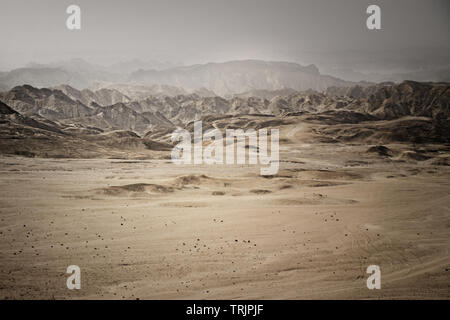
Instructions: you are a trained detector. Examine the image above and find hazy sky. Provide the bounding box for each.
[0,0,449,72]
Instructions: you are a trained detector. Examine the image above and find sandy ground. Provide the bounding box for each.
[0,124,449,299]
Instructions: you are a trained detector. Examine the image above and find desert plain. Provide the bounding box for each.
[0,119,449,299]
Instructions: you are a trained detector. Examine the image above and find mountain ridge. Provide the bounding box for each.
[128,60,355,96]
[1,80,449,158]
[0,59,358,94]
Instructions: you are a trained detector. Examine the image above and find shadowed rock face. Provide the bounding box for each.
[0,100,17,114]
[367,145,393,157]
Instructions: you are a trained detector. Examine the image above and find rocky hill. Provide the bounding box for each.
[326,81,450,120]
[0,81,449,158]
[53,85,132,106]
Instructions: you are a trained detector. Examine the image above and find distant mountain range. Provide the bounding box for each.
[0,59,358,95]
[2,58,448,96]
[326,66,450,84]
[128,60,356,96]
